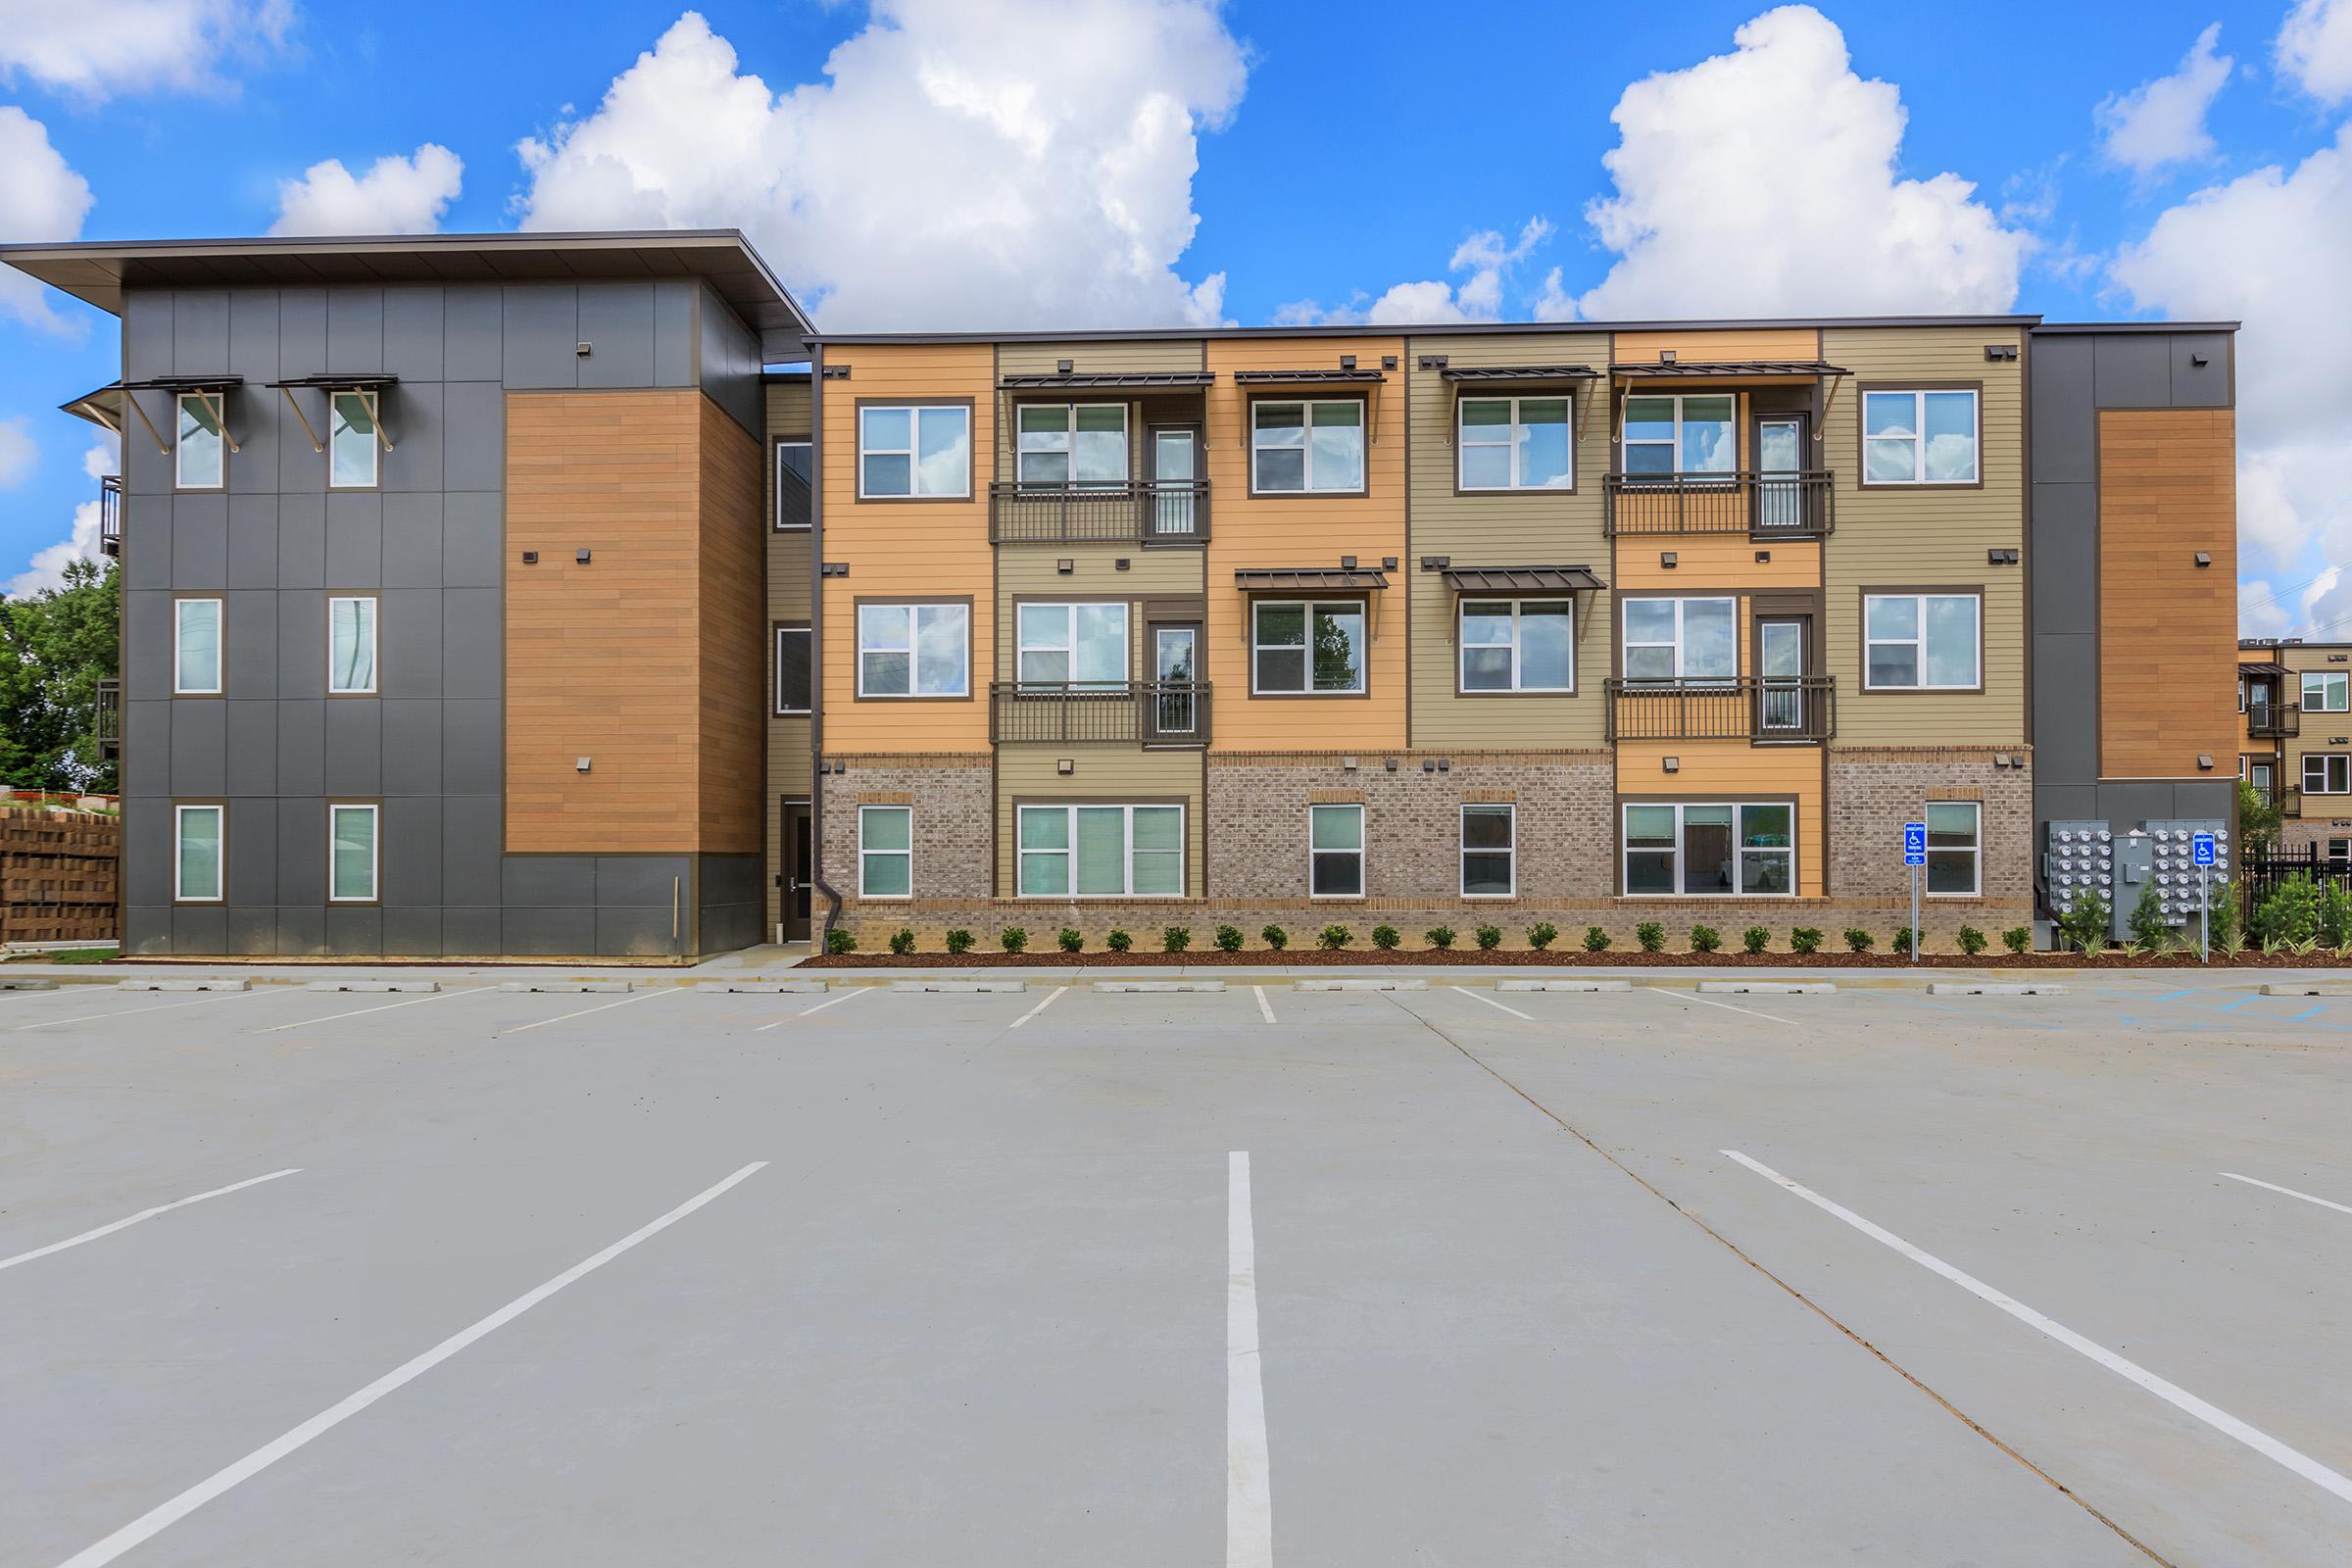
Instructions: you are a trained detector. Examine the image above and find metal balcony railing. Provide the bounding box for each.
[2280,785,2304,820]
[1602,470,1834,536]
[990,681,1211,745]
[2248,701,2299,740]
[1604,676,1837,743]
[99,473,122,559]
[95,678,121,760]
[988,481,1209,545]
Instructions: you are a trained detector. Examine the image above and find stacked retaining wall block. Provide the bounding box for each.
[1,809,121,945]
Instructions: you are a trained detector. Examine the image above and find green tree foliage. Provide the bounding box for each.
[0,559,120,793]
[2236,778,2280,851]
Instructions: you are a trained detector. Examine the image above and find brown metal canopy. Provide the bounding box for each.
[1234,567,1389,591]
[2238,660,2289,677]
[998,371,1214,390]
[1610,361,1848,377]
[1231,368,1387,384]
[1437,365,1599,383]
[268,371,400,389]
[1442,565,1603,595]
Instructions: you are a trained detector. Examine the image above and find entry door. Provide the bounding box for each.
[2250,760,2275,802]
[1755,416,1806,528]
[1757,617,1808,734]
[1150,427,1200,538]
[780,800,813,942]
[1152,625,1200,738]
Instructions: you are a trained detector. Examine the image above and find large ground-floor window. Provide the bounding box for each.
[1623,803,1794,896]
[1018,804,1185,897]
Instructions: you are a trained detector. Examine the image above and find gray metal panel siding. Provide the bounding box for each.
[654,281,696,386]
[697,282,762,436]
[577,282,657,388]
[502,285,578,389]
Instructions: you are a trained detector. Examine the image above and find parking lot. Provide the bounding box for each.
[2,973,2347,1566]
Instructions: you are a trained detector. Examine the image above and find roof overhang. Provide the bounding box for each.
[1234,567,1389,592]
[1441,565,1603,595]
[999,371,1215,390]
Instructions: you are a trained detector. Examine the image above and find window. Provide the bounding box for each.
[2304,754,2350,794]
[1623,803,1794,896]
[1017,602,1128,688]
[1251,400,1364,493]
[1460,599,1573,692]
[775,440,812,529]
[857,603,969,698]
[858,806,912,898]
[327,597,376,694]
[2329,838,2350,864]
[1863,389,1979,484]
[774,624,811,715]
[1458,396,1572,490]
[1309,804,1363,897]
[1621,395,1734,475]
[1016,805,1184,898]
[1251,600,1364,694]
[2303,671,2348,712]
[329,804,377,903]
[329,391,378,488]
[1926,801,1980,896]
[174,599,222,695]
[1864,593,1981,690]
[174,804,223,903]
[858,405,970,498]
[1017,404,1128,488]
[175,393,224,489]
[1621,598,1735,682]
[1460,804,1516,897]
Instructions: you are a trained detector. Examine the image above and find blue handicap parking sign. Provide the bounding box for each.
[2193,832,2216,867]
[1903,821,1928,865]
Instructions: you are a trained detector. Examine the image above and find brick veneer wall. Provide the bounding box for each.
[1828,748,2033,906]
[821,756,993,922]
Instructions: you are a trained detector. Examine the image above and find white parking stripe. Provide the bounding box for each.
[1253,985,1276,1024]
[9,990,254,1032]
[2223,1172,2352,1216]
[0,1168,301,1274]
[1008,985,1067,1029]
[55,1161,768,1568]
[499,987,674,1036]
[753,986,871,1031]
[1227,1151,1273,1568]
[1449,985,1532,1021]
[1725,1149,2352,1506]
[258,986,492,1034]
[1653,988,1796,1027]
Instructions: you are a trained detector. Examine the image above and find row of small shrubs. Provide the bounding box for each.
[836,921,2036,956]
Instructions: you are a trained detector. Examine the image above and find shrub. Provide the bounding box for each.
[1475,924,1503,951]
[2001,925,2032,955]
[2321,883,2352,949]
[945,927,974,956]
[1843,928,1875,953]
[1690,924,1722,953]
[1371,924,1401,951]
[1259,924,1289,952]
[1058,927,1084,954]
[1526,921,1558,951]
[1318,923,1353,951]
[1425,925,1457,951]
[888,927,916,956]
[2058,891,2111,955]
[2211,888,2241,956]
[1214,924,1245,953]
[1789,927,1824,955]
[1000,926,1029,954]
[1635,920,1665,953]
[1741,924,1770,955]
[2127,882,2169,952]
[1955,924,1987,956]
[825,927,857,956]
[1106,929,1133,953]
[1161,925,1192,954]
[1582,925,1611,953]
[1890,926,1914,956]
[2252,876,2320,951]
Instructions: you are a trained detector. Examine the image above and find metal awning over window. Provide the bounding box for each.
[998,370,1215,389]
[60,380,124,432]
[1234,567,1389,592]
[1441,565,1603,595]
[1231,368,1387,384]
[1436,365,1600,383]
[266,373,399,454]
[113,374,245,456]
[2239,661,2289,678]
[1608,361,1849,378]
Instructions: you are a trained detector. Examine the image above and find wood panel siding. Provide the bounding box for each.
[1615,740,1824,896]
[1204,335,1408,752]
[1820,327,2026,746]
[1612,328,1819,366]
[2098,408,2237,778]
[994,748,1205,897]
[506,388,762,855]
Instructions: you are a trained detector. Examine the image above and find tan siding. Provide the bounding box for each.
[993,339,1205,486]
[1614,328,1818,365]
[995,749,1204,898]
[996,548,1206,682]
[1615,741,1825,896]
[1821,326,2026,746]
[1614,539,1821,592]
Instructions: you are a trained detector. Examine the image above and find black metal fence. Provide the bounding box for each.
[2237,843,2352,910]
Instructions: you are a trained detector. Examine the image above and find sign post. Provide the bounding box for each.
[2192,831,2216,963]
[1903,820,1928,964]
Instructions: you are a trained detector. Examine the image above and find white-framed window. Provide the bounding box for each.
[328,804,378,903]
[1458,395,1572,490]
[774,623,811,715]
[1251,600,1365,694]
[329,390,378,488]
[174,598,222,695]
[1621,597,1735,682]
[2238,677,2247,713]
[856,603,969,698]
[173,804,223,903]
[1862,389,1980,484]
[1309,803,1364,898]
[1460,599,1573,692]
[1460,804,1516,897]
[1620,394,1734,475]
[1926,801,1981,896]
[774,440,812,529]
[327,596,377,694]
[858,806,913,898]
[2302,671,2348,712]
[1623,802,1794,896]
[1250,399,1364,494]
[1016,804,1185,898]
[1016,602,1128,688]
[2329,838,2350,864]
[1864,593,1982,690]
[175,392,224,489]
[858,405,970,499]
[1016,404,1128,488]
[2303,754,2350,794]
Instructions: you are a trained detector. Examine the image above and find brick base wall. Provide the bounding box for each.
[821,756,993,924]
[1828,748,2033,904]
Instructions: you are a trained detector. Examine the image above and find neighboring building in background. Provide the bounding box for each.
[2238,638,2352,860]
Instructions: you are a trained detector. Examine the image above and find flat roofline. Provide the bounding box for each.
[2033,320,2240,334]
[809,314,2045,345]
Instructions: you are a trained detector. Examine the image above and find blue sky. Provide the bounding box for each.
[3,0,2348,628]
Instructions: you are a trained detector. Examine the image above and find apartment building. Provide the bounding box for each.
[0,230,2241,956]
[2238,637,2352,858]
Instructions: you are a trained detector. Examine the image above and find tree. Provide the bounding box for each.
[2237,777,2281,851]
[0,558,120,793]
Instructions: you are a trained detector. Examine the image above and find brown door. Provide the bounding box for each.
[781,800,813,942]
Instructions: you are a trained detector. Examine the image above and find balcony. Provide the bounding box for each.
[2279,786,2303,819]
[95,678,121,760]
[99,473,121,559]
[1602,471,1834,537]
[991,681,1211,746]
[2248,701,2299,740]
[988,481,1209,545]
[1604,676,1837,743]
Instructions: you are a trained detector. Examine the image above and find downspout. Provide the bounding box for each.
[808,338,845,945]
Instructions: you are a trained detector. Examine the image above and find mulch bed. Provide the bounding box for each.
[802,947,2324,969]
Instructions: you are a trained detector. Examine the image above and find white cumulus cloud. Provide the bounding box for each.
[2096,24,2233,176]
[0,0,292,101]
[514,4,1246,332]
[1573,5,2031,319]
[270,143,464,235]
[2278,0,2352,105]
[1273,219,1552,326]
[0,106,95,335]
[0,417,35,488]
[3,436,115,598]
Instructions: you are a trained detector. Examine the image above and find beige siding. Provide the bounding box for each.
[995,748,1205,898]
[1821,326,2027,746]
[995,548,1205,682]
[993,339,1205,484]
[1614,327,1818,366]
[764,376,815,928]
[1406,332,1612,748]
